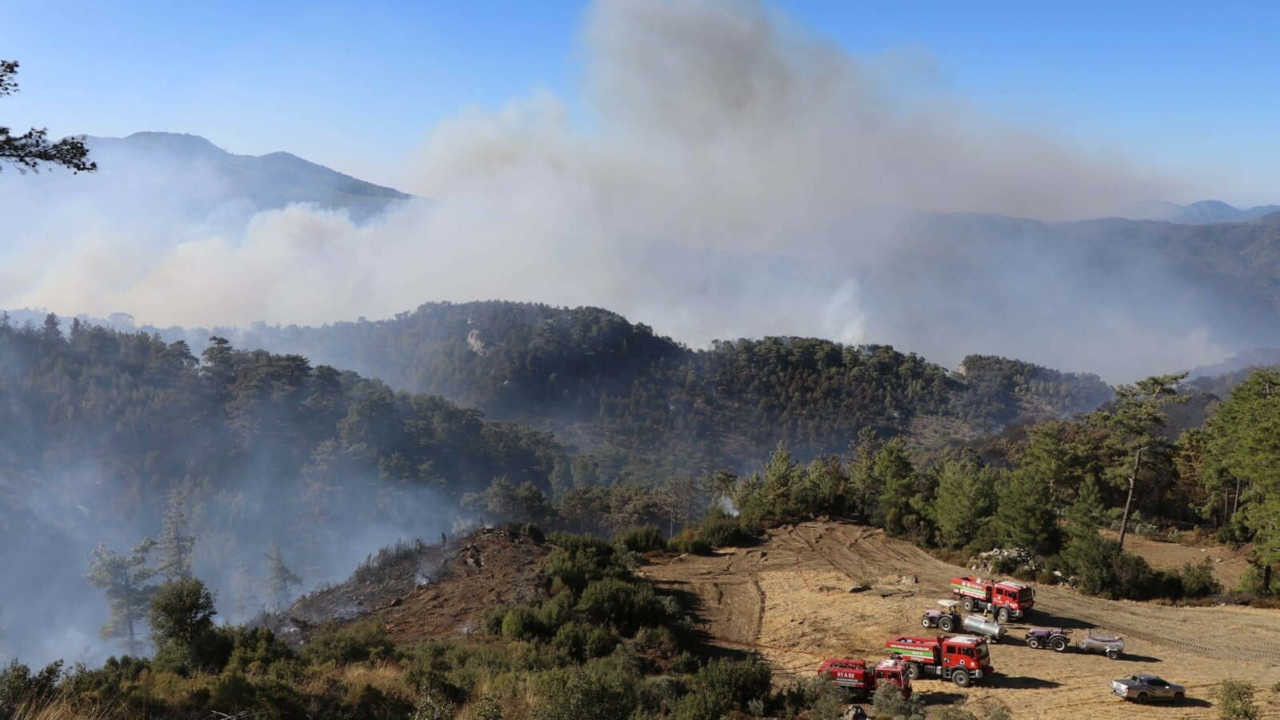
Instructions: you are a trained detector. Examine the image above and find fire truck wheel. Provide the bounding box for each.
[1027,637,1041,649]
[961,597,974,612]
[951,670,970,687]
[905,663,920,680]
[997,607,1010,623]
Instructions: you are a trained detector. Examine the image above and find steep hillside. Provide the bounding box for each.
[262,527,550,648]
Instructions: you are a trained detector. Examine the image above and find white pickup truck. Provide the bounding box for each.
[1111,674,1185,703]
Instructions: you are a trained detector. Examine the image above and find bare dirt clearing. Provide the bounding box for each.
[1100,528,1251,590]
[642,521,1280,719]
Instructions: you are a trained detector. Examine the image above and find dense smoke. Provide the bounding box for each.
[0,0,1224,382]
[0,455,455,667]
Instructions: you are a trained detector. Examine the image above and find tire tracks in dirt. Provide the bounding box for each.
[644,521,1280,719]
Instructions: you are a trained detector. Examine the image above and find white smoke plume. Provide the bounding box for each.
[4,0,1225,381]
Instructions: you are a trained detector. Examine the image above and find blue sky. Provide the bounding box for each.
[6,0,1279,204]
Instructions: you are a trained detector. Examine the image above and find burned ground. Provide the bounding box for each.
[260,528,549,647]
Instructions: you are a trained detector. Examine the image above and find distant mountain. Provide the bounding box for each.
[1162,200,1280,225]
[83,131,412,220]
[0,132,412,240]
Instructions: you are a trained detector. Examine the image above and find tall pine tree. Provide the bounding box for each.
[87,539,158,655]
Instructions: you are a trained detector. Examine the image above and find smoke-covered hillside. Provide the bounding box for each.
[0,306,1118,662]
[119,301,1113,473]
[0,315,563,665]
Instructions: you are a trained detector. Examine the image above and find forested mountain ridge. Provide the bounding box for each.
[162,301,1113,476]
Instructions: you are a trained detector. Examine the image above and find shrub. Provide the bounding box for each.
[672,689,726,720]
[635,626,678,657]
[0,660,62,717]
[551,622,590,662]
[206,672,258,714]
[585,628,617,659]
[483,608,506,635]
[501,606,542,641]
[538,591,576,628]
[698,514,756,548]
[1063,532,1181,600]
[614,526,666,554]
[637,676,685,716]
[871,683,925,720]
[544,534,623,594]
[300,620,396,666]
[1179,560,1223,598]
[547,622,613,663]
[1216,680,1259,720]
[533,658,639,720]
[667,534,712,555]
[687,656,771,713]
[668,511,758,555]
[775,677,843,720]
[1110,550,1181,600]
[576,579,664,635]
[670,651,700,674]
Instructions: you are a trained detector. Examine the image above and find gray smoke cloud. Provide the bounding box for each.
[4,0,1227,382]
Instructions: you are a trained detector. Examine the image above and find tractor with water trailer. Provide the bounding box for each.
[1024,627,1071,651]
[884,634,993,687]
[949,575,1034,622]
[920,600,1005,642]
[817,657,912,699]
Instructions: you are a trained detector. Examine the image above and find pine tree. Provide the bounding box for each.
[993,468,1058,554]
[264,543,301,611]
[86,539,157,655]
[933,455,996,549]
[1203,369,1280,593]
[156,486,196,582]
[1,60,96,173]
[873,439,928,539]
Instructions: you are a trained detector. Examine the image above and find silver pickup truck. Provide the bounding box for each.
[1111,674,1185,703]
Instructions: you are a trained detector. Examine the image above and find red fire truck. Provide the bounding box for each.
[816,657,912,699]
[884,635,994,687]
[949,575,1034,622]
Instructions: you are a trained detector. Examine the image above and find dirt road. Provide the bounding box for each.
[642,521,1280,718]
